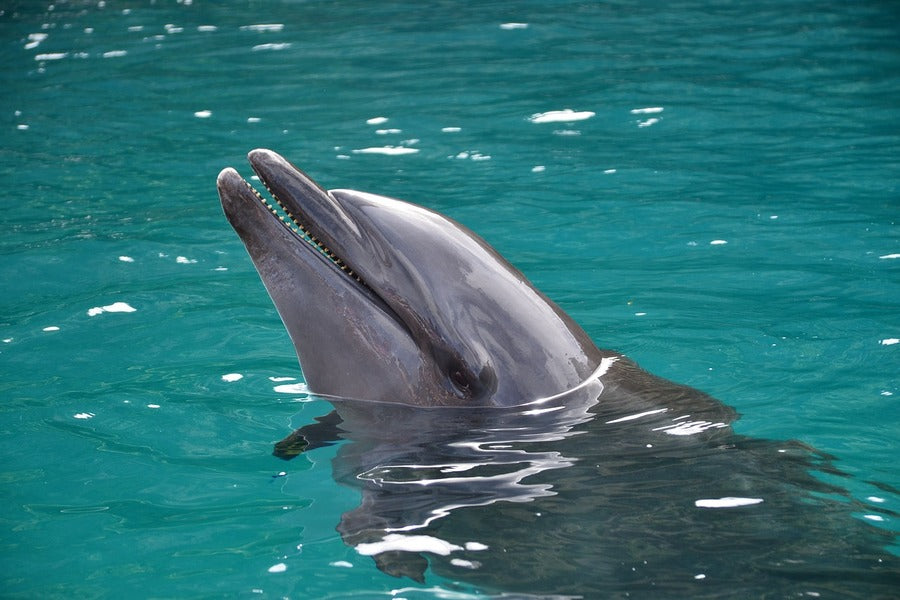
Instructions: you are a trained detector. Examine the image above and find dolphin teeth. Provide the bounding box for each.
[242,172,371,290]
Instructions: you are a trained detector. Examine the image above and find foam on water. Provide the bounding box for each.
[353,146,420,155]
[273,382,310,395]
[529,109,596,123]
[695,497,765,509]
[86,302,136,317]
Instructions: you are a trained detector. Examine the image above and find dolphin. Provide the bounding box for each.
[217,148,607,407]
[217,150,898,596]
[217,149,730,415]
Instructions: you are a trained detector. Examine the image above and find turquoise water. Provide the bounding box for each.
[2,1,898,597]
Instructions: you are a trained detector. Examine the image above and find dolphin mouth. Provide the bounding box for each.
[259,178,364,284]
[217,150,404,329]
[221,152,365,287]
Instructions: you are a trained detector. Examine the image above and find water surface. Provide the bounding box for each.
[1,1,898,598]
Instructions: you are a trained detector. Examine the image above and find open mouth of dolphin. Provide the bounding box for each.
[220,150,363,284]
[256,180,362,284]
[217,149,410,332]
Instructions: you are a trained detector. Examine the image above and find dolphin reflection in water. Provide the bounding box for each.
[218,150,898,597]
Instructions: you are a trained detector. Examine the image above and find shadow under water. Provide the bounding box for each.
[276,357,899,598]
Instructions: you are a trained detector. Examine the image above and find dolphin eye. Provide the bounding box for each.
[450,368,471,393]
[447,358,476,397]
[446,361,496,401]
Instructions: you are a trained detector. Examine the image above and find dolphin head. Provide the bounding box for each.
[217,149,603,407]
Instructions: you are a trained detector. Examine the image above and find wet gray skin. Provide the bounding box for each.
[218,148,610,407]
